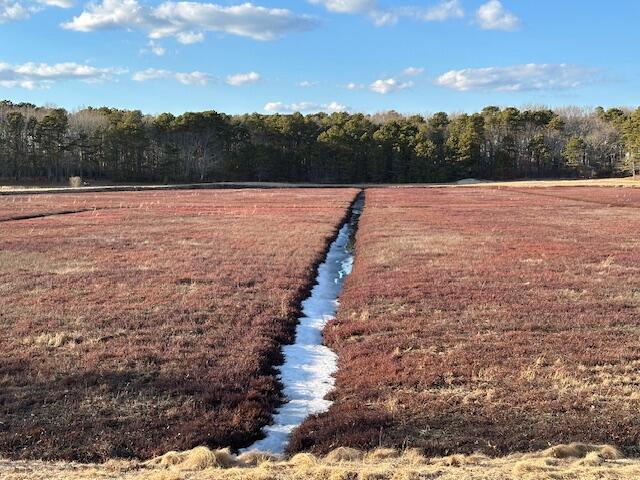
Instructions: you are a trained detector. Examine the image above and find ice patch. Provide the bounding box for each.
[243,221,355,454]
[455,178,491,185]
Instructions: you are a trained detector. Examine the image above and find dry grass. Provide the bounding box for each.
[452,176,640,188]
[1,444,639,479]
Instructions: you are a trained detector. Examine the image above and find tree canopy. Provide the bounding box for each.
[0,101,638,184]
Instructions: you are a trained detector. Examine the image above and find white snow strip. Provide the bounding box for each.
[243,222,354,454]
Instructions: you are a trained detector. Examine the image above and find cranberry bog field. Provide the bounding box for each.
[0,193,125,221]
[0,188,358,462]
[291,186,640,457]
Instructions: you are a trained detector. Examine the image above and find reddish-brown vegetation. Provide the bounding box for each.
[290,187,640,457]
[0,192,127,221]
[0,188,357,461]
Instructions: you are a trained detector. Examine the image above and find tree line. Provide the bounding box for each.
[1,100,639,184]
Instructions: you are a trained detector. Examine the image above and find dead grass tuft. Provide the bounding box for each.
[540,443,619,460]
[148,447,238,471]
[365,448,399,462]
[512,458,558,476]
[575,451,606,467]
[33,332,83,348]
[325,447,364,463]
[237,451,281,466]
[432,453,487,467]
[399,448,427,465]
[289,452,319,468]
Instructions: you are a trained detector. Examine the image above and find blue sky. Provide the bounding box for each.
[1,0,639,115]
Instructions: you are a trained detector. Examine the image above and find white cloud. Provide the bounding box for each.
[369,77,413,94]
[343,82,364,90]
[420,0,463,21]
[37,0,73,7]
[402,66,424,76]
[132,68,212,85]
[476,0,519,31]
[297,80,319,87]
[147,40,166,56]
[308,0,375,14]
[62,0,142,30]
[264,101,347,113]
[1,0,70,23]
[132,68,172,82]
[0,0,31,22]
[368,10,398,26]
[309,0,464,26]
[435,64,599,92]
[226,71,261,86]
[63,0,317,42]
[175,71,210,86]
[0,61,124,88]
[174,31,205,44]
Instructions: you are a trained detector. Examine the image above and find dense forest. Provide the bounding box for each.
[0,100,639,184]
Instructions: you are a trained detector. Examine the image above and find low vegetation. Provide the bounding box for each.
[0,192,112,221]
[290,187,640,456]
[0,188,358,462]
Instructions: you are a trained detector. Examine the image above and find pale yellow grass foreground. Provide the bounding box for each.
[2,444,640,480]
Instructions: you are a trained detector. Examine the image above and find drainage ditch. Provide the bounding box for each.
[243,191,364,454]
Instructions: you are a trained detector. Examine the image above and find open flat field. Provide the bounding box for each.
[0,193,125,221]
[0,190,209,221]
[0,188,358,461]
[290,187,640,456]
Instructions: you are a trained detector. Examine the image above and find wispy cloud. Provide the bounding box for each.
[0,0,31,22]
[37,0,73,7]
[0,61,124,88]
[343,82,365,90]
[476,0,520,31]
[63,0,318,42]
[420,0,463,22]
[141,40,166,56]
[264,101,347,113]
[343,67,419,94]
[308,0,375,14]
[402,66,424,77]
[435,64,600,92]
[132,68,211,86]
[226,71,261,86]
[1,0,71,24]
[309,0,464,26]
[297,80,319,87]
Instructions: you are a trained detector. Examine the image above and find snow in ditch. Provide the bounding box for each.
[242,223,353,454]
